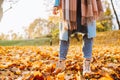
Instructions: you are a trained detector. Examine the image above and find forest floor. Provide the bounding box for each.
[0,30,120,80]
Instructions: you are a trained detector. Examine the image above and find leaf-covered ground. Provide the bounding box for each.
[0,45,120,80]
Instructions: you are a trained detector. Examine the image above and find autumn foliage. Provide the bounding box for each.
[0,44,120,80]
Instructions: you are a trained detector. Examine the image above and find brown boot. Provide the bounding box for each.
[53,60,65,75]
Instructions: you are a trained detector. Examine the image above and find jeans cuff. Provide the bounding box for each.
[59,57,66,60]
[83,54,92,58]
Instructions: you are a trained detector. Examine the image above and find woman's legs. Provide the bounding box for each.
[59,33,93,60]
[59,40,70,60]
[83,34,93,59]
[54,33,93,75]
[53,40,69,74]
[82,34,93,75]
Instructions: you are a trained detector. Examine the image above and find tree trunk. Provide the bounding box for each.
[111,0,120,29]
[0,0,3,21]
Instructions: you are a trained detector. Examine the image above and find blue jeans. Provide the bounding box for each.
[59,34,93,60]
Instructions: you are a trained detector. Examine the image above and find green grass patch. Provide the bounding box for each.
[0,38,51,46]
[0,30,120,46]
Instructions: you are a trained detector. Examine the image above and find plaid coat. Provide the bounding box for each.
[54,0,97,39]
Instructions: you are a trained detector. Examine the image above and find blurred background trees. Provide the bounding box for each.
[0,0,120,40]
